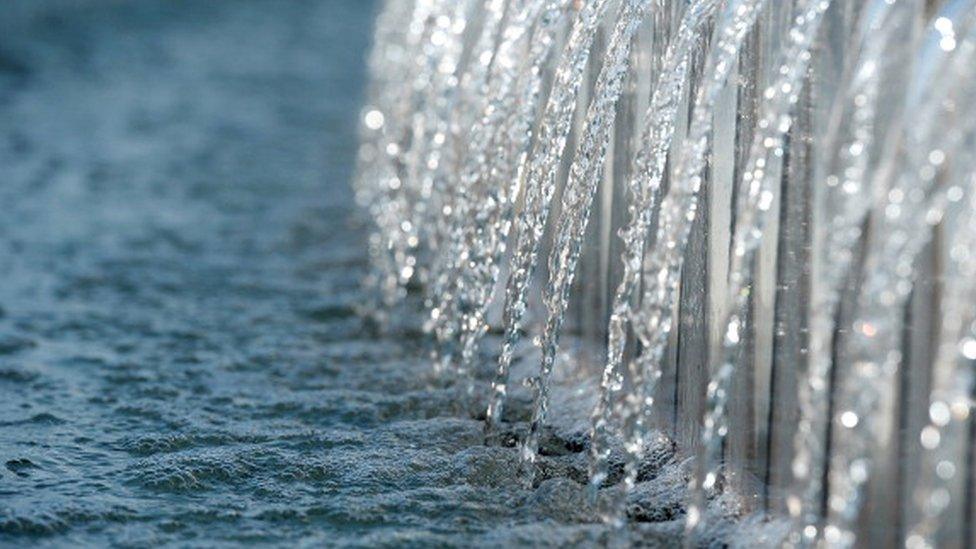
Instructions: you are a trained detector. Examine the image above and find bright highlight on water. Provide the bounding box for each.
[356,0,976,546]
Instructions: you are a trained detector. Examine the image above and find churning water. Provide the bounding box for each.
[359,0,976,546]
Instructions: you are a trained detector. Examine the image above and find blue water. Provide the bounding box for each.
[0,2,692,546]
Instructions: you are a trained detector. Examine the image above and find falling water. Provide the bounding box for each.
[697,0,831,540]
[791,1,921,542]
[429,0,567,378]
[828,5,976,545]
[483,0,573,427]
[588,0,720,526]
[909,144,976,549]
[624,0,835,544]
[357,0,976,545]
[422,0,520,373]
[485,0,613,426]
[522,0,653,486]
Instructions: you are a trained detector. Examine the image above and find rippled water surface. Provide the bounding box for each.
[0,2,697,546]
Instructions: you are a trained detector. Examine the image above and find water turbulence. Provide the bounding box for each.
[357,0,976,545]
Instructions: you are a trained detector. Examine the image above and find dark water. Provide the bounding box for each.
[0,2,692,546]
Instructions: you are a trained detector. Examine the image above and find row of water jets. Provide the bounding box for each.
[355,0,976,546]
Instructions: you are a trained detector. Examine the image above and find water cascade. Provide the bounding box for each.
[356,0,976,545]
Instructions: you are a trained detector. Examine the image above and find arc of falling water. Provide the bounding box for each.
[519,0,654,485]
[408,0,500,296]
[372,0,467,308]
[423,0,521,370]
[366,0,442,309]
[480,0,576,425]
[357,0,419,316]
[482,0,614,430]
[424,0,508,296]
[789,0,921,543]
[532,0,768,535]
[354,0,414,209]
[628,0,765,437]
[426,0,566,378]
[907,160,976,549]
[827,10,976,546]
[690,0,832,538]
[452,0,574,385]
[584,0,722,524]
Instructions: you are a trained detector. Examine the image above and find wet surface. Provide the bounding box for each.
[0,2,698,546]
